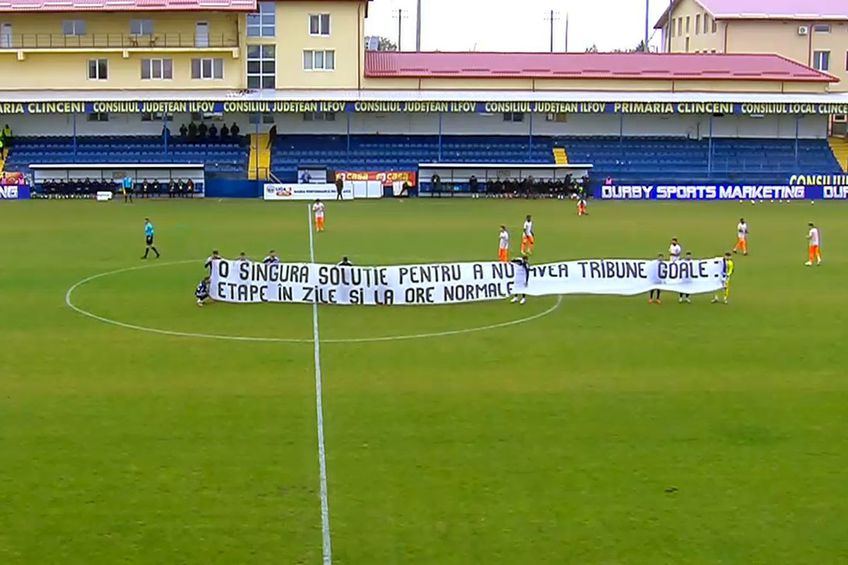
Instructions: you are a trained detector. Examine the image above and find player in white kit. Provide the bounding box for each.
[312,199,326,232]
[498,225,510,262]
[806,222,821,266]
[733,218,749,255]
[669,238,682,262]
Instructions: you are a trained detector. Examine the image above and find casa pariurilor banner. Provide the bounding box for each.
[2,100,848,116]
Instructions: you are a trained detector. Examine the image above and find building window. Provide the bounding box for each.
[62,20,86,36]
[87,113,108,122]
[695,14,701,34]
[87,58,107,80]
[677,18,682,36]
[685,37,690,52]
[192,58,224,79]
[813,50,830,71]
[546,113,568,122]
[141,112,173,122]
[247,1,275,37]
[503,112,524,122]
[670,19,675,38]
[141,58,173,80]
[703,14,709,34]
[309,14,331,36]
[303,112,336,121]
[813,24,831,33]
[247,44,275,89]
[685,16,690,34]
[712,19,717,33]
[130,19,154,35]
[303,49,335,71]
[249,113,275,125]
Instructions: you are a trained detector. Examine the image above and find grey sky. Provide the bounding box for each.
[364,0,670,53]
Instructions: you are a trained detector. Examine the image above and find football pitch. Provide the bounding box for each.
[1,197,847,564]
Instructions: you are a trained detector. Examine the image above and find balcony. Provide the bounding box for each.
[0,33,240,50]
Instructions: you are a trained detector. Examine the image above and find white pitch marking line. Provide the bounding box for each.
[65,262,563,344]
[308,204,333,565]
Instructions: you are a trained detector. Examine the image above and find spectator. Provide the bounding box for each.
[267,124,277,149]
[230,122,240,138]
[469,175,479,194]
[186,179,195,198]
[141,178,150,199]
[197,122,208,141]
[168,178,177,198]
[187,122,197,141]
[177,178,187,198]
[220,123,230,139]
[152,179,161,196]
[431,174,442,194]
[162,124,171,140]
[208,123,218,140]
[179,123,188,139]
[1,124,11,155]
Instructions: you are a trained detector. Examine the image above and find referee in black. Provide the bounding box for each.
[141,218,160,259]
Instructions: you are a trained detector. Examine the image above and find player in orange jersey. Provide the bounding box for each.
[805,222,821,266]
[733,218,749,255]
[498,225,510,262]
[520,215,534,255]
[312,199,325,232]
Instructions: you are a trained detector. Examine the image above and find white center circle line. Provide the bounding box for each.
[64,260,563,344]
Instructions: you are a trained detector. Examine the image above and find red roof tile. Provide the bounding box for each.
[0,0,255,11]
[365,51,835,83]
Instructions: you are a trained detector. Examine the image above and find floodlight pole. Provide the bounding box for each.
[644,0,650,52]
[416,0,422,51]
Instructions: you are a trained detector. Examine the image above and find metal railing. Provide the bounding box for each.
[0,33,239,50]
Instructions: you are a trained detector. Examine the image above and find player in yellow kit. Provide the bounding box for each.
[712,252,734,304]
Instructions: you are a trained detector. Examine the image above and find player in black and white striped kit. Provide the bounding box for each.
[195,277,211,306]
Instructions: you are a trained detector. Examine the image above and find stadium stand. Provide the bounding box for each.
[5,136,248,174]
[557,136,842,185]
[271,135,556,180]
[267,134,842,186]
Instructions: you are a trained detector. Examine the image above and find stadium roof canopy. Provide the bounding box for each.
[5,88,848,105]
[0,0,256,12]
[365,51,835,83]
[656,0,848,27]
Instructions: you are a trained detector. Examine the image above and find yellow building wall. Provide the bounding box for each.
[0,11,243,90]
[664,1,848,92]
[666,0,722,53]
[0,12,240,44]
[0,51,243,90]
[270,0,366,89]
[726,20,847,92]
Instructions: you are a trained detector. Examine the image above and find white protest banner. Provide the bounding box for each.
[263,183,353,201]
[209,258,726,306]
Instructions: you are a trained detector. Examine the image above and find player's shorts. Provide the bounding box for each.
[810,244,820,254]
[522,235,535,245]
[498,248,509,262]
[195,292,209,300]
[146,235,154,245]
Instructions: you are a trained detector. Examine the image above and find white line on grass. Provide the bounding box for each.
[308,204,333,565]
[65,262,563,344]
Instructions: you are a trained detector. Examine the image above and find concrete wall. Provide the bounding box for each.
[1,111,828,139]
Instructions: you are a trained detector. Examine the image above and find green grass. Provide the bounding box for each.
[0,198,846,564]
